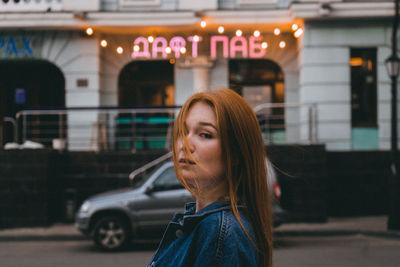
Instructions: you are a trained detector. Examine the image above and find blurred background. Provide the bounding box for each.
[0,0,399,238]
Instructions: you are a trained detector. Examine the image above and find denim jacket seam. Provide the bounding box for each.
[213,210,228,267]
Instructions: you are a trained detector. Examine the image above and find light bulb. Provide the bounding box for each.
[261,42,268,49]
[100,40,108,47]
[116,46,124,54]
[294,28,304,38]
[85,27,94,36]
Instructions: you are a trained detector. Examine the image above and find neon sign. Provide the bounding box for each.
[130,35,267,59]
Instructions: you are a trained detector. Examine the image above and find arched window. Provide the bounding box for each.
[229,59,285,144]
[0,59,65,145]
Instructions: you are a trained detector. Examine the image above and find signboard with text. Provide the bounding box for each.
[0,36,35,58]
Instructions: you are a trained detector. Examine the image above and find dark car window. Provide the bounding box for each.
[153,167,183,191]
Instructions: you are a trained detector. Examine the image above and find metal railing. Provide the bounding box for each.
[15,107,179,151]
[7,102,317,151]
[0,117,17,145]
[254,102,318,145]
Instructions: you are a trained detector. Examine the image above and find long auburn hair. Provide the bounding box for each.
[172,88,273,267]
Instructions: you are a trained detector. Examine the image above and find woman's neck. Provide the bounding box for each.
[195,180,228,212]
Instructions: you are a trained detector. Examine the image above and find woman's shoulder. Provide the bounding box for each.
[193,205,259,266]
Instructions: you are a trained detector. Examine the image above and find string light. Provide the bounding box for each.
[253,30,260,37]
[218,26,225,34]
[279,41,286,48]
[148,36,154,43]
[193,35,200,42]
[294,28,304,38]
[261,42,268,49]
[100,40,108,47]
[180,47,187,54]
[200,20,207,28]
[292,24,299,31]
[133,45,140,52]
[116,46,124,54]
[169,58,175,64]
[235,30,243,37]
[274,28,280,36]
[165,47,172,54]
[85,27,94,36]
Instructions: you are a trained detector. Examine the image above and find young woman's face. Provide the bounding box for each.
[176,102,225,186]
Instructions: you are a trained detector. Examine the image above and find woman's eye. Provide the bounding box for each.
[200,133,213,139]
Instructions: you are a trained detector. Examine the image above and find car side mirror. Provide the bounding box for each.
[145,184,154,194]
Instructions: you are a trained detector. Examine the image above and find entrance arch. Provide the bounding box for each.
[118,60,174,107]
[229,59,285,143]
[0,59,65,145]
[229,59,284,106]
[116,60,174,150]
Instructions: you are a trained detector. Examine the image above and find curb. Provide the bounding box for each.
[0,235,86,242]
[274,230,400,239]
[1,230,400,242]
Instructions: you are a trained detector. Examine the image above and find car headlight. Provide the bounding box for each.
[80,201,91,213]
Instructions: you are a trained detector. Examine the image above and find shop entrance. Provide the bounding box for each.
[117,60,174,150]
[0,60,65,145]
[118,60,174,107]
[229,59,285,143]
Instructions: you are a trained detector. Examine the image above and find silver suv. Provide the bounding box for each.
[75,161,286,251]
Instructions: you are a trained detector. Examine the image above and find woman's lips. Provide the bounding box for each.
[179,159,195,165]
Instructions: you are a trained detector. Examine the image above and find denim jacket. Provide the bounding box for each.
[147,201,259,267]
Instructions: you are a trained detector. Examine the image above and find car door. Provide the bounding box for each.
[132,166,193,237]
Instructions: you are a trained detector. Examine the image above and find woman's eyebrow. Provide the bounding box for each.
[198,121,217,131]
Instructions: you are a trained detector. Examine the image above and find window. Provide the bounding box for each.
[153,167,183,191]
[350,48,377,127]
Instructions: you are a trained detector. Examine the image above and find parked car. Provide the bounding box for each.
[75,160,287,251]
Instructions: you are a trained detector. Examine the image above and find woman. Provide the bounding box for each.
[148,89,272,267]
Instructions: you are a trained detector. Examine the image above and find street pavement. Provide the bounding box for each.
[1,216,400,267]
[0,215,399,241]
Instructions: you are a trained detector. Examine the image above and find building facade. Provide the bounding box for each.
[0,0,397,151]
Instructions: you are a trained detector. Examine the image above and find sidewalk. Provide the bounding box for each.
[0,216,399,241]
[275,216,400,239]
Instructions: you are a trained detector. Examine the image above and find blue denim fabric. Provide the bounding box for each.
[147,201,259,267]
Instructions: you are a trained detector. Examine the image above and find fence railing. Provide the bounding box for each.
[4,102,317,151]
[14,107,179,151]
[254,102,318,145]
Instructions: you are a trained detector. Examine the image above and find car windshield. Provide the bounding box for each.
[130,162,171,189]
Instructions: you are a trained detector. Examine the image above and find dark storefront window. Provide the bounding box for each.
[229,59,285,144]
[350,48,377,127]
[117,60,174,150]
[0,60,65,146]
[118,60,174,107]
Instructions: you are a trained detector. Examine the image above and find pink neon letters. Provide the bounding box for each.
[129,35,268,59]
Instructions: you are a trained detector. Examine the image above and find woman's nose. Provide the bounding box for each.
[178,135,195,153]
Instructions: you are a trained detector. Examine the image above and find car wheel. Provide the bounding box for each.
[93,216,130,251]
